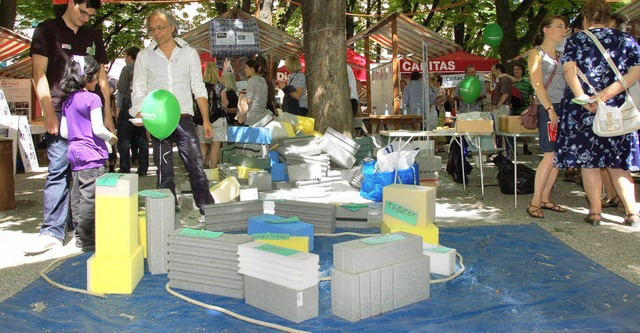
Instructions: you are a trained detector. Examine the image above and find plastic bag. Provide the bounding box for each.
[376,141,420,173]
[360,159,420,202]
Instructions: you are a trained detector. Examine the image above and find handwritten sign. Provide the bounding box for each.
[96,173,123,187]
[178,228,223,239]
[264,216,300,224]
[384,201,418,226]
[139,190,170,198]
[255,243,299,256]
[360,234,406,245]
[253,233,290,240]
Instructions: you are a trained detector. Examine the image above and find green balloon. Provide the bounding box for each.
[141,89,181,140]
[483,23,504,48]
[459,76,482,103]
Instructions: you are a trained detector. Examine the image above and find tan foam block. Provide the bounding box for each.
[382,184,436,227]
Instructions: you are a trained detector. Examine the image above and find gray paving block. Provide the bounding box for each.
[380,265,394,313]
[331,268,361,322]
[228,154,270,169]
[180,181,191,193]
[145,188,176,275]
[333,232,423,274]
[168,278,244,299]
[393,255,430,309]
[244,276,318,323]
[180,194,194,210]
[248,171,272,191]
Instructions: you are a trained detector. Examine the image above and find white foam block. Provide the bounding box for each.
[423,243,456,276]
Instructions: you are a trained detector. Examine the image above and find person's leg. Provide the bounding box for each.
[152,132,177,199]
[608,168,636,215]
[117,110,133,173]
[42,130,70,241]
[134,127,149,175]
[601,169,619,205]
[529,152,555,217]
[70,170,80,238]
[210,141,221,169]
[176,118,214,215]
[75,167,104,249]
[581,168,603,224]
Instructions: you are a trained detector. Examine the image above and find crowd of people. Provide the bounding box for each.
[23,0,640,255]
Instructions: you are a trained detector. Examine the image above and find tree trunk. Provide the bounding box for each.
[0,0,17,30]
[301,0,352,135]
[258,0,273,24]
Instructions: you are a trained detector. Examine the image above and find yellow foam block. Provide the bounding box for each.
[295,115,315,134]
[95,195,139,258]
[210,176,240,203]
[138,211,147,258]
[281,121,295,137]
[256,237,310,252]
[237,166,263,179]
[381,220,439,245]
[311,131,323,138]
[382,184,436,227]
[87,247,144,294]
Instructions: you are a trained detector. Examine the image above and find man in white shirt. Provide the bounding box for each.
[131,9,214,216]
[347,65,359,116]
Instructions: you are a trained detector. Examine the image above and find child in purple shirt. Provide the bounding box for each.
[60,55,117,251]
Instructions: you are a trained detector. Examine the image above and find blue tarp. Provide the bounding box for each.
[1,224,639,332]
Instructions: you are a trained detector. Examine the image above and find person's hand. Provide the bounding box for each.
[584,101,598,114]
[44,110,59,135]
[132,112,144,127]
[548,108,559,124]
[108,134,118,146]
[203,122,213,139]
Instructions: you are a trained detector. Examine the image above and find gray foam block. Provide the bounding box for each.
[145,188,175,275]
[331,268,361,322]
[370,267,381,316]
[244,276,318,323]
[167,244,238,261]
[169,231,253,247]
[393,255,430,309]
[168,271,243,290]
[168,262,242,281]
[333,231,423,274]
[167,253,238,270]
[359,270,371,320]
[380,265,394,313]
[168,278,244,299]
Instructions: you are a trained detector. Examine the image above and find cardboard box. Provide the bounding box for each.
[498,116,538,134]
[455,119,493,133]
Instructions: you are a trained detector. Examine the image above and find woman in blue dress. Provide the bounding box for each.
[555,0,640,227]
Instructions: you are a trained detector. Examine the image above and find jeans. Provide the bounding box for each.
[117,99,149,174]
[71,166,105,245]
[152,116,214,214]
[42,113,71,241]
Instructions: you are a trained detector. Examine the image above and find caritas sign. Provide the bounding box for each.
[400,51,497,73]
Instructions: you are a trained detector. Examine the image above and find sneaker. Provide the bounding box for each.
[198,214,206,224]
[24,234,63,254]
[522,146,532,155]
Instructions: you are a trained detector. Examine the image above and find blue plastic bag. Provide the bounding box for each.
[360,160,419,202]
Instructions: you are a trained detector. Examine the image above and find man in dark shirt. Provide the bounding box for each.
[26,0,112,254]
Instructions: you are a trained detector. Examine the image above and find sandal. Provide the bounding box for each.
[541,201,567,213]
[526,204,544,219]
[584,212,602,226]
[624,214,640,228]
[602,196,620,208]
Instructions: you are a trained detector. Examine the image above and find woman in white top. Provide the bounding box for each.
[242,59,270,126]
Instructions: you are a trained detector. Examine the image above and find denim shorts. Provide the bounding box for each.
[537,103,558,153]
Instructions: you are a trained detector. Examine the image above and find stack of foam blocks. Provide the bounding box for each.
[167,229,253,298]
[238,241,320,323]
[226,126,272,172]
[381,184,439,245]
[203,200,264,232]
[336,203,372,229]
[274,199,336,234]
[320,127,361,169]
[331,232,430,322]
[247,214,315,252]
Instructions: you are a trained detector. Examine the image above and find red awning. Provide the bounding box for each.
[276,48,368,82]
[0,26,31,64]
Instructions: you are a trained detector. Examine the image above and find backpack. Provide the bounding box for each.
[511,86,524,110]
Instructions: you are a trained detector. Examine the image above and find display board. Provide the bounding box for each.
[210,18,260,58]
[0,79,32,120]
